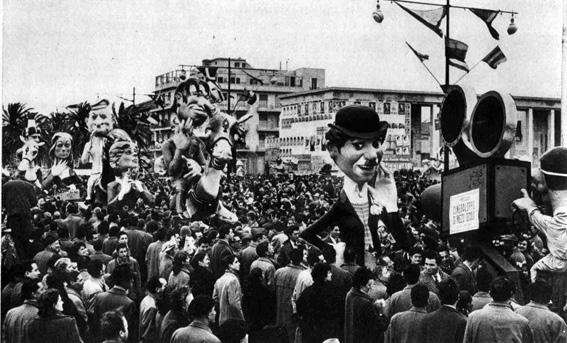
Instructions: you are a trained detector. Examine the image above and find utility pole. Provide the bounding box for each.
[133,87,136,106]
[228,57,231,112]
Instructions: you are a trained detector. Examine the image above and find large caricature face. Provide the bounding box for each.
[87,107,114,136]
[175,79,214,127]
[332,138,384,185]
[109,141,138,171]
[52,133,72,160]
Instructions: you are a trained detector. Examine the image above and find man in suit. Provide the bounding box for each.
[385,265,441,318]
[385,284,430,343]
[420,250,450,294]
[451,246,482,295]
[421,278,467,343]
[463,277,532,343]
[171,295,220,343]
[301,105,410,268]
[516,280,567,343]
[88,263,138,343]
[344,267,387,343]
[210,225,235,280]
[58,202,84,239]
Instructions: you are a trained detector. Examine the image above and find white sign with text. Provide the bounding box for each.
[449,188,480,234]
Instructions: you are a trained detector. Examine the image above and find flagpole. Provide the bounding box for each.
[422,62,443,88]
[405,42,443,88]
[454,60,481,84]
[443,0,450,171]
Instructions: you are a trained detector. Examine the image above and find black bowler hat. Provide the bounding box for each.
[328,105,389,140]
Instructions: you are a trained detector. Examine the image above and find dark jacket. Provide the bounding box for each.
[25,313,83,343]
[210,240,234,280]
[88,286,138,343]
[296,282,342,343]
[159,310,189,343]
[421,305,467,343]
[190,265,216,297]
[345,288,387,343]
[242,281,276,332]
[451,263,477,295]
[301,190,410,266]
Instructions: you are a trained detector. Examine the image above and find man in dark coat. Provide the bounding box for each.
[301,105,410,268]
[210,225,235,280]
[2,179,37,260]
[451,246,482,295]
[88,264,138,343]
[385,284,430,343]
[345,267,387,343]
[421,278,467,343]
[274,248,305,343]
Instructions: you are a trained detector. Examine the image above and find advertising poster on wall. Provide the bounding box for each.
[381,101,412,169]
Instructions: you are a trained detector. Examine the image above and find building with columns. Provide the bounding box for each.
[150,57,324,174]
[278,87,445,173]
[512,95,562,168]
[278,87,562,174]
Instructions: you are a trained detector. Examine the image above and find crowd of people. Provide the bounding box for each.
[2,167,566,343]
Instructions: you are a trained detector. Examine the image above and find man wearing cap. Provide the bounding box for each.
[301,105,410,268]
[513,147,567,283]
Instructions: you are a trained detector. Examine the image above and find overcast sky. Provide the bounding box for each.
[2,0,562,114]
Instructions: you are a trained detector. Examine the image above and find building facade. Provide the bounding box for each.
[150,57,325,174]
[278,87,562,174]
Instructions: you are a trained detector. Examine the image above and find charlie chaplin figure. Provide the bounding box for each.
[300,105,410,267]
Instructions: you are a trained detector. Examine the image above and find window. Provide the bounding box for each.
[320,102,325,113]
[235,62,240,68]
[236,78,241,84]
[230,77,235,84]
[304,104,309,115]
[311,78,318,89]
[217,77,224,83]
[290,77,296,87]
[369,102,376,110]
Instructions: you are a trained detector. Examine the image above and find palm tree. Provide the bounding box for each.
[48,111,72,133]
[2,103,32,165]
[66,102,92,160]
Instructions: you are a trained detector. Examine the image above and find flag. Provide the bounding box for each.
[446,38,469,72]
[406,42,429,62]
[396,2,446,38]
[241,69,264,85]
[470,8,500,40]
[482,46,507,69]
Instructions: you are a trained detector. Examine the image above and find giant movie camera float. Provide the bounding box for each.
[440,85,530,239]
[438,85,531,302]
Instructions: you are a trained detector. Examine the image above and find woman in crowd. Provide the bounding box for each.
[189,250,215,297]
[25,288,83,343]
[168,250,191,289]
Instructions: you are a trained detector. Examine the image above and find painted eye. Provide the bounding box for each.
[353,143,364,150]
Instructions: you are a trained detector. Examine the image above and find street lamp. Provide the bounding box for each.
[372,0,384,23]
[508,14,518,35]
